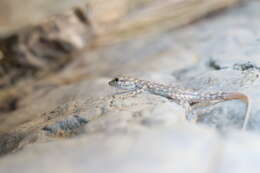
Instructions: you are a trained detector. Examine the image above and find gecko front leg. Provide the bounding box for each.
[113,86,147,99]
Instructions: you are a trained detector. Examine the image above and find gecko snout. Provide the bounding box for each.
[109,77,137,90]
[108,78,119,87]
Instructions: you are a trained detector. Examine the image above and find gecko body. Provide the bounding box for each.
[109,76,251,130]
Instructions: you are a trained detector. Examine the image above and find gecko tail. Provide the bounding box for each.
[223,92,251,131]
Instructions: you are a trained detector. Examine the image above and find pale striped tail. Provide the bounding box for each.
[222,92,251,130]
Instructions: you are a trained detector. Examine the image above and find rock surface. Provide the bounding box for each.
[0,0,240,114]
[1,1,260,173]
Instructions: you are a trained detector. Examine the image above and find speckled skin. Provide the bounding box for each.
[109,76,251,130]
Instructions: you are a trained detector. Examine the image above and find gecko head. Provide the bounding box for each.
[109,76,139,91]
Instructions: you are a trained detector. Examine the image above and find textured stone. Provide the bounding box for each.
[1,1,260,173]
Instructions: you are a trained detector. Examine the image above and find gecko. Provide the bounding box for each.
[108,76,251,130]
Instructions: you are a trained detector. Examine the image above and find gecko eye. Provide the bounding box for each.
[114,78,119,82]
